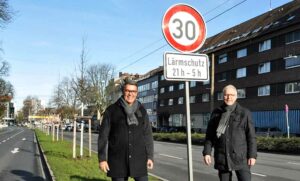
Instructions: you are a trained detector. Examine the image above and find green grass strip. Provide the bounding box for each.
[35,129,160,181]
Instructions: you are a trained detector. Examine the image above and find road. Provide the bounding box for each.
[63,131,300,181]
[0,127,45,181]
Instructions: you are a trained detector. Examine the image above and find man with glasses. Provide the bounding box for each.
[98,77,154,181]
[203,84,257,181]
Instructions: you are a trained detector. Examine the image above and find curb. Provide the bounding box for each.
[35,131,56,181]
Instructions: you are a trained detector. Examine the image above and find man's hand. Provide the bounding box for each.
[147,159,154,169]
[248,158,256,166]
[203,155,212,166]
[99,161,110,173]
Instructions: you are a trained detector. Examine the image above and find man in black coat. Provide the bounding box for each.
[98,78,154,181]
[203,84,257,181]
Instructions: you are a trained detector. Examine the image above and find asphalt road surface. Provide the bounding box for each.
[63,131,300,181]
[0,127,45,181]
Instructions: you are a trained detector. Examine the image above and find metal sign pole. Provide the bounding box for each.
[185,81,193,181]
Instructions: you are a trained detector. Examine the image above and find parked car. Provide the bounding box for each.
[157,126,170,133]
[64,124,73,132]
[255,127,284,137]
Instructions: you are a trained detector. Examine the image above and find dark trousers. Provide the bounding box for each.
[218,168,251,181]
[111,176,148,181]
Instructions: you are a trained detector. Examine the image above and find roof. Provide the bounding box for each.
[199,0,300,54]
[137,66,163,81]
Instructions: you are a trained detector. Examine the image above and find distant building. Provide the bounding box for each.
[137,66,162,127]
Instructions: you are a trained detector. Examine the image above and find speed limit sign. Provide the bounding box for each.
[162,4,206,53]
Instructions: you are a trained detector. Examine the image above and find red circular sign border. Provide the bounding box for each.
[162,4,206,53]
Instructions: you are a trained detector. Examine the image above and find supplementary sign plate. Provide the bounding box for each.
[164,52,209,81]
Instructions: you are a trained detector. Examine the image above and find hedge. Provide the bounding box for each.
[153,133,300,154]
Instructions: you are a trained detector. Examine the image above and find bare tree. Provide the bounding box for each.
[0,0,12,78]
[87,63,115,120]
[72,37,89,111]
[51,77,76,107]
[22,96,42,120]
[0,77,13,96]
[0,60,9,77]
[50,77,77,119]
[0,0,13,28]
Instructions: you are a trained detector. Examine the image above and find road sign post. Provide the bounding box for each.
[162,4,207,181]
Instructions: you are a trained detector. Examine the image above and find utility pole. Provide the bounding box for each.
[210,53,215,113]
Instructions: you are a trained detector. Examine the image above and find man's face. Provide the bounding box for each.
[123,84,138,105]
[223,87,237,106]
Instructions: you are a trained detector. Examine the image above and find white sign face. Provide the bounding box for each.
[164,52,209,81]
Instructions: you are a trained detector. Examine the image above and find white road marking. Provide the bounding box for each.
[159,154,183,160]
[149,172,170,181]
[252,172,267,177]
[2,140,6,142]
[288,162,300,166]
[22,138,26,141]
[11,148,19,154]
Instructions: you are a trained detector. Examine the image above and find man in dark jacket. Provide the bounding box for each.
[98,77,154,181]
[203,84,257,181]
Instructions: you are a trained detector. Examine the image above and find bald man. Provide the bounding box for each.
[203,85,257,181]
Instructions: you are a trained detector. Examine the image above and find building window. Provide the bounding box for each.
[237,48,247,58]
[259,39,271,52]
[258,85,270,96]
[160,100,164,107]
[218,53,227,64]
[178,97,184,104]
[218,72,226,82]
[170,114,184,127]
[203,80,210,85]
[190,81,196,87]
[138,83,150,92]
[236,67,247,78]
[286,30,300,44]
[258,62,270,74]
[169,85,174,92]
[285,55,300,69]
[237,88,246,98]
[151,81,158,89]
[179,83,184,90]
[217,92,223,100]
[190,96,196,103]
[160,87,165,93]
[168,99,173,106]
[202,93,209,102]
[160,75,165,81]
[285,82,300,94]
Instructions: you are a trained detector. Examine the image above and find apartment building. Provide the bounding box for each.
[155,0,300,134]
[137,67,162,127]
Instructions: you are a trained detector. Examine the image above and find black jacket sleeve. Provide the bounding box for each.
[144,112,154,161]
[245,110,257,159]
[203,111,217,156]
[98,110,111,162]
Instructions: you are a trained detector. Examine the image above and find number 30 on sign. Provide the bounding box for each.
[162,4,206,53]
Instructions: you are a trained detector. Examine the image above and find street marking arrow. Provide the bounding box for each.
[11,148,19,154]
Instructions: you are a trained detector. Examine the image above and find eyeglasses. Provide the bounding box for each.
[224,94,236,97]
[124,89,138,94]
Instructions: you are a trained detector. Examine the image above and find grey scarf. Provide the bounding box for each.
[119,97,139,126]
[216,103,237,138]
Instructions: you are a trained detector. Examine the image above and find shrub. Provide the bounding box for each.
[153,133,300,154]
